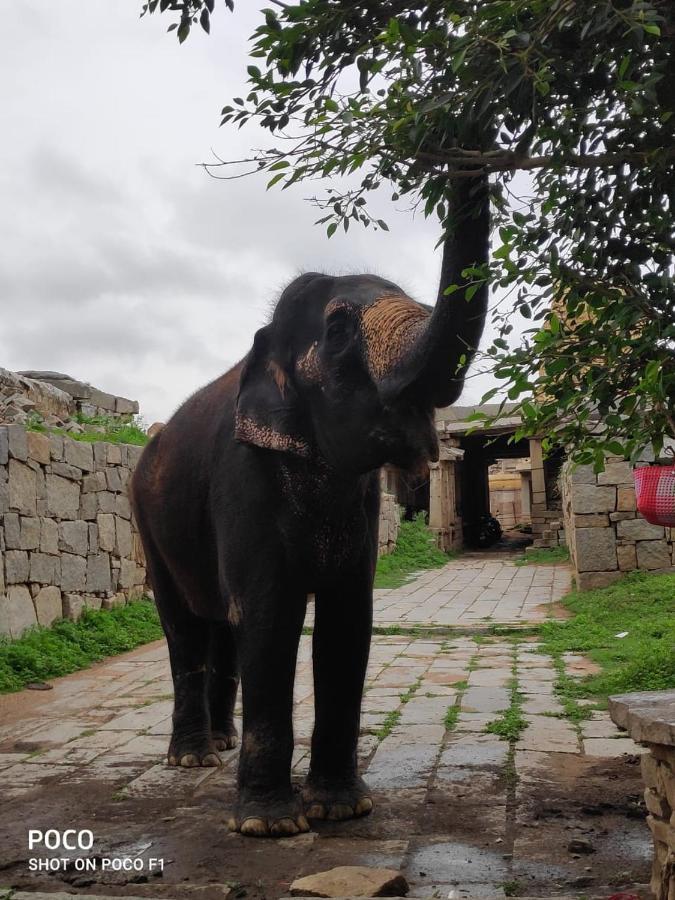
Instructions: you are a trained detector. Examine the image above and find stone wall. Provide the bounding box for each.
[609,690,675,900]
[378,489,400,556]
[561,458,675,590]
[0,424,148,638]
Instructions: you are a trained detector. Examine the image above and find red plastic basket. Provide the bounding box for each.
[633,464,675,526]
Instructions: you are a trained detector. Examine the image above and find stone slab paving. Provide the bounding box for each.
[373,557,571,627]
[0,558,652,899]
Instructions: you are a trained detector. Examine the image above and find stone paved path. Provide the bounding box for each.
[0,557,651,899]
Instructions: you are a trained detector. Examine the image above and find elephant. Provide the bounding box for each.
[130,175,489,838]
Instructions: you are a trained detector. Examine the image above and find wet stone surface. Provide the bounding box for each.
[0,555,651,899]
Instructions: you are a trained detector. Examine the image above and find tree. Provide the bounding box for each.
[142,0,675,467]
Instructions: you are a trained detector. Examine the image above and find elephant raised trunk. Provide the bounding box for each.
[377,175,490,408]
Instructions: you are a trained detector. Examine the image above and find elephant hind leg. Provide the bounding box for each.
[208,621,239,752]
[143,539,221,769]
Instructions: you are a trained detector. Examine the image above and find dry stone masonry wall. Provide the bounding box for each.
[0,423,148,638]
[561,458,675,590]
[609,691,675,900]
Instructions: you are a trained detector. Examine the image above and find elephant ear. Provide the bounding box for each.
[235,325,311,458]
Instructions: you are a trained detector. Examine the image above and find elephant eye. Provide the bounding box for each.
[324,310,355,353]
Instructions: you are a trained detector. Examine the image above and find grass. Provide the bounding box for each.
[486,674,528,742]
[539,571,675,704]
[515,545,570,566]
[26,412,149,446]
[0,600,163,693]
[374,512,455,589]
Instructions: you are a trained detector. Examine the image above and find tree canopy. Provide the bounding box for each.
[142,0,675,467]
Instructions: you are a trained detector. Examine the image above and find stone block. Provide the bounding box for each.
[597,460,634,485]
[82,471,106,492]
[568,463,597,484]
[573,513,609,528]
[7,424,28,461]
[60,554,86,591]
[115,494,131,519]
[5,550,29,583]
[64,438,94,472]
[127,445,144,469]
[119,557,137,589]
[0,478,8,515]
[97,491,115,513]
[0,585,37,637]
[89,387,117,411]
[97,513,115,551]
[576,570,622,590]
[102,591,127,610]
[3,512,20,548]
[609,511,635,521]
[88,522,98,553]
[107,443,122,465]
[8,459,37,515]
[617,518,665,540]
[50,461,83,480]
[105,466,123,492]
[617,486,637,511]
[26,430,50,465]
[115,517,132,558]
[79,492,97,520]
[575,527,617,572]
[116,396,139,415]
[86,553,111,592]
[48,433,64,461]
[636,540,672,570]
[93,442,108,471]
[0,426,8,464]
[62,592,85,621]
[34,586,62,626]
[18,516,41,550]
[617,543,637,571]
[40,517,59,554]
[46,473,80,519]
[571,483,616,513]
[58,520,89,555]
[30,552,58,584]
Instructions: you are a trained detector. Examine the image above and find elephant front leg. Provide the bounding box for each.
[228,587,310,838]
[303,574,373,821]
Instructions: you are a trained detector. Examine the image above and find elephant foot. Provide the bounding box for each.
[168,734,222,768]
[212,728,238,752]
[227,794,310,838]
[302,774,373,821]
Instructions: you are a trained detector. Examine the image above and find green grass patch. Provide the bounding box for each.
[0,600,163,693]
[539,571,675,703]
[486,676,528,742]
[376,709,401,740]
[374,513,455,589]
[444,703,460,731]
[26,412,149,446]
[515,546,570,566]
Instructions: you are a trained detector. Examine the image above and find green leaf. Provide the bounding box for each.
[326,223,337,238]
[266,172,286,189]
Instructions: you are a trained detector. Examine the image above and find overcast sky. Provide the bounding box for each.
[2,3,514,423]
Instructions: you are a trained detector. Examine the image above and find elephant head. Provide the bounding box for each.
[235,176,489,474]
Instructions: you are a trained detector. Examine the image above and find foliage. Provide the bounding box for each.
[514,545,570,566]
[539,571,675,702]
[0,600,163,693]
[26,413,149,446]
[374,512,453,588]
[144,0,675,462]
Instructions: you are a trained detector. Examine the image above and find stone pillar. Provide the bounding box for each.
[609,690,675,900]
[520,470,532,522]
[429,445,463,552]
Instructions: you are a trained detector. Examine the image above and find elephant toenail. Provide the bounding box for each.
[180,753,200,767]
[355,797,373,816]
[327,803,354,821]
[305,803,326,820]
[271,818,299,836]
[240,816,268,836]
[201,753,221,767]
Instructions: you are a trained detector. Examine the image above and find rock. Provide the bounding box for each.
[30,551,59,584]
[46,473,80,519]
[63,592,86,620]
[116,396,139,415]
[616,544,637,571]
[34,586,62,626]
[635,540,671,570]
[7,423,28,460]
[8,459,37,515]
[26,430,50,465]
[40,517,59,554]
[567,838,595,855]
[608,689,675,745]
[617,518,665,541]
[289,866,409,898]
[64,437,94,472]
[115,517,132,557]
[576,571,622,590]
[0,425,8,464]
[0,584,38,637]
[60,553,87,591]
[597,460,634,485]
[574,527,618,572]
[59,520,89,556]
[570,483,616,513]
[5,550,30,583]
[86,553,112,592]
[97,513,116,551]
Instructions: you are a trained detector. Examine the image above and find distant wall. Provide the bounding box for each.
[0,424,148,638]
[562,458,675,590]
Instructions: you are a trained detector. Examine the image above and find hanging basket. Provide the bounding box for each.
[633,464,675,526]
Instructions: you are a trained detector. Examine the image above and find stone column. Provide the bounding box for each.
[429,444,463,552]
